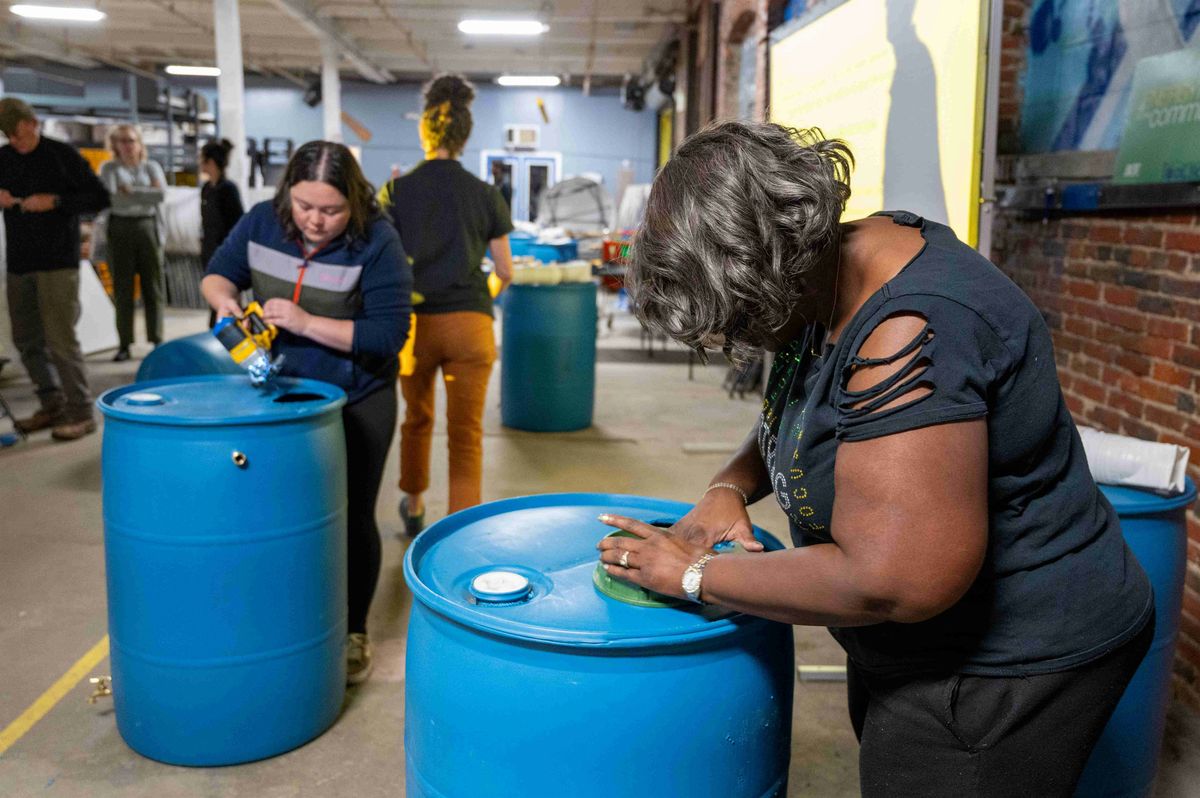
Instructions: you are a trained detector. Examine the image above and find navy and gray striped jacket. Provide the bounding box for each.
[207,201,412,402]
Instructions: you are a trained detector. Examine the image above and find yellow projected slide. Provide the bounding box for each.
[770,0,987,245]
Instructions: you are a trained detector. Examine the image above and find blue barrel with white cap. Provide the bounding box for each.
[1074,478,1197,798]
[98,375,348,766]
[403,493,795,798]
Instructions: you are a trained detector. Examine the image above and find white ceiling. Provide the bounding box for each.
[0,0,686,85]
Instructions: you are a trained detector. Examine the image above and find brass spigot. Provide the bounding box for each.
[88,676,112,704]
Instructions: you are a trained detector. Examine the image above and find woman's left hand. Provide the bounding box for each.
[596,514,713,601]
[262,297,311,336]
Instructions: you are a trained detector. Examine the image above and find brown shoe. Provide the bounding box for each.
[51,418,97,441]
[15,407,65,433]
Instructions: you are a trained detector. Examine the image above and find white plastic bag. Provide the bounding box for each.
[1078,426,1190,494]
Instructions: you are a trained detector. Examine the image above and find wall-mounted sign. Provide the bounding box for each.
[1019,0,1200,155]
[1113,47,1200,185]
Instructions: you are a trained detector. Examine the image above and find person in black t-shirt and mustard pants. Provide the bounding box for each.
[596,121,1154,798]
[379,75,514,534]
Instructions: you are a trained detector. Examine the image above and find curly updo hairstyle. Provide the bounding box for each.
[629,121,852,363]
[421,74,475,156]
[200,138,235,174]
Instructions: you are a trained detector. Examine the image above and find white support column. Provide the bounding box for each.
[214,0,248,192]
[321,40,343,143]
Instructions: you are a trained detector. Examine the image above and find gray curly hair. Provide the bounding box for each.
[628,121,852,363]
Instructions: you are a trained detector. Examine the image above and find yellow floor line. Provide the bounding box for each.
[0,635,110,757]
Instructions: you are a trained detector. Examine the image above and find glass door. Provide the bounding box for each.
[482,151,517,216]
[523,157,557,223]
[479,151,562,223]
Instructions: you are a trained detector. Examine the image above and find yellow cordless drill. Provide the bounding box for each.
[211,302,284,387]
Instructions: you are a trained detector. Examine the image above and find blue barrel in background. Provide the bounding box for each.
[135,331,242,382]
[1075,478,1197,798]
[98,375,348,766]
[501,283,597,432]
[404,493,795,798]
[528,240,579,262]
[508,231,535,257]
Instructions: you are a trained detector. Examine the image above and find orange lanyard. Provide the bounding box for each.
[293,241,328,304]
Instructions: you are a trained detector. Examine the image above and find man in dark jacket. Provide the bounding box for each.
[0,98,111,440]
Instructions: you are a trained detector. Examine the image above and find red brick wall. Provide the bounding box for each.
[715,0,768,121]
[993,212,1200,710]
[992,0,1200,711]
[997,0,1031,153]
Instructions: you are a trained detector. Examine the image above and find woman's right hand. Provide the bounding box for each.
[213,296,243,320]
[671,488,764,551]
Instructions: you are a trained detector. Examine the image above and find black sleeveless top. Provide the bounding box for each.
[759,211,1152,676]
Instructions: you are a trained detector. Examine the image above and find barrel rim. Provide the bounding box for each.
[1099,477,1197,516]
[504,282,598,293]
[97,375,348,426]
[403,492,788,649]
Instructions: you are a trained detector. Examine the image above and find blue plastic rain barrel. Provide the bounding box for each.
[501,283,597,431]
[136,331,243,382]
[404,493,795,798]
[98,375,348,766]
[1075,478,1197,798]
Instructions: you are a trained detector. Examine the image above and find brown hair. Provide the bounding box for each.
[200,138,235,175]
[273,140,380,246]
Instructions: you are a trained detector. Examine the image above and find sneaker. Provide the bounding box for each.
[51,418,97,441]
[112,348,131,362]
[346,633,373,685]
[15,407,65,433]
[399,496,425,537]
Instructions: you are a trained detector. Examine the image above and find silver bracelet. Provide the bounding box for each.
[704,482,748,505]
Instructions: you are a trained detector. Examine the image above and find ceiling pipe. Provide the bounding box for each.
[266,0,393,83]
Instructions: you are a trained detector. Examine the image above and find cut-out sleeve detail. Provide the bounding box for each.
[840,322,933,417]
[835,295,1006,442]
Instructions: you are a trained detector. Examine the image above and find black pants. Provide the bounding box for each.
[343,384,397,635]
[849,614,1154,798]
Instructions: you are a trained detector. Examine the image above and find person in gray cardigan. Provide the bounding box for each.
[99,124,167,361]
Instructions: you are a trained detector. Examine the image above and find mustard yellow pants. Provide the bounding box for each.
[398,311,496,513]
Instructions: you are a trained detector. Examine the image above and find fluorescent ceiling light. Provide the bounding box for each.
[10,4,105,21]
[459,19,547,36]
[165,65,221,77]
[497,75,561,87]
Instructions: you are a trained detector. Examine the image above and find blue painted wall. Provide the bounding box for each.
[209,78,658,194]
[6,66,656,195]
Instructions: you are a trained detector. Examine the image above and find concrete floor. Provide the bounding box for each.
[0,308,1196,797]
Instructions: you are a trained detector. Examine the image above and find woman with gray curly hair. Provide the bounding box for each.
[596,121,1153,796]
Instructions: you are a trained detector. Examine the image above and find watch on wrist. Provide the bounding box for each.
[682,553,716,604]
